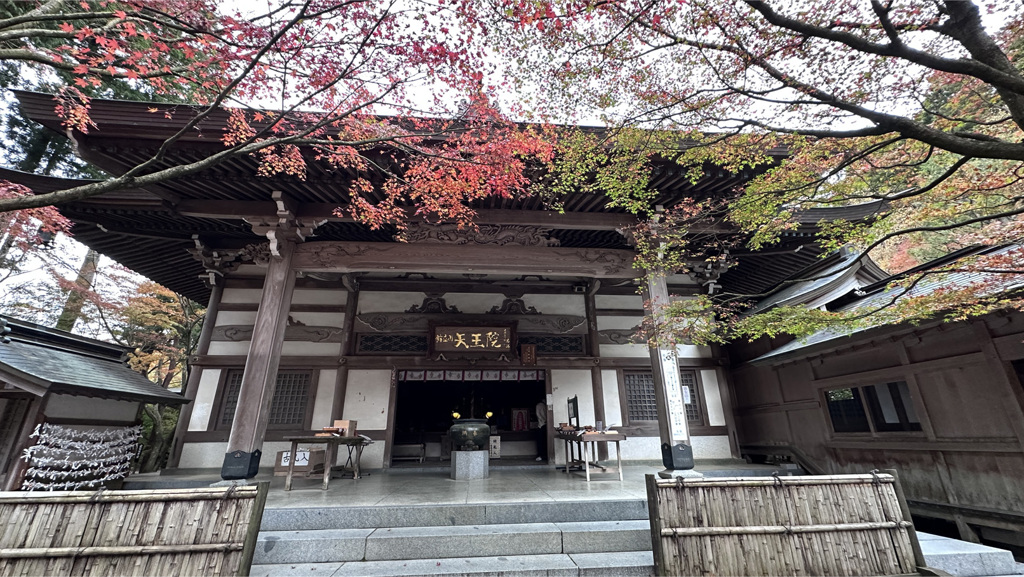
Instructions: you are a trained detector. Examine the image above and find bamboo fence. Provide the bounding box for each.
[645,472,927,576]
[0,482,268,577]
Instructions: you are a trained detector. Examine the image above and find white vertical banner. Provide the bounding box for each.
[659,349,689,443]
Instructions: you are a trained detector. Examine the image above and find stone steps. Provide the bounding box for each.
[254,520,650,565]
[251,499,1021,577]
[258,499,650,531]
[252,500,654,576]
[250,551,655,577]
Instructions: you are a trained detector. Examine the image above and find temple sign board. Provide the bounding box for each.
[660,349,690,443]
[433,326,512,352]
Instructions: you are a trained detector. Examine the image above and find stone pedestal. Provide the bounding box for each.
[657,468,704,479]
[451,450,489,480]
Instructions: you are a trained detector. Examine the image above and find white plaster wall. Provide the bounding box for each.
[288,312,345,326]
[700,369,726,427]
[601,369,623,429]
[618,436,661,460]
[220,287,345,307]
[45,396,138,421]
[359,441,386,469]
[691,435,732,459]
[358,291,427,313]
[282,342,342,356]
[342,369,391,430]
[312,369,337,428]
[595,295,644,309]
[213,311,342,328]
[180,439,389,471]
[179,442,226,469]
[215,311,257,326]
[550,369,594,465]
[494,440,533,457]
[189,369,221,431]
[596,316,644,331]
[520,294,584,316]
[207,341,341,356]
[292,289,346,305]
[179,441,293,469]
[600,344,650,358]
[440,293,506,313]
[677,344,710,358]
[616,434,731,460]
[207,341,251,356]
[596,316,646,359]
[221,288,263,303]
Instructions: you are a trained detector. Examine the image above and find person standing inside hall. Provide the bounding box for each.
[535,400,548,462]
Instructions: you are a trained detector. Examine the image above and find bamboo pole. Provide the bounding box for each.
[654,474,893,488]
[644,475,668,577]
[662,521,912,536]
[884,468,928,570]
[0,487,260,504]
[0,543,245,558]
[237,481,269,577]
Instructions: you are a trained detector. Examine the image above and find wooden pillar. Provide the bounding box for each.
[221,240,297,479]
[710,344,741,459]
[167,283,223,469]
[645,273,694,471]
[332,280,359,421]
[585,282,608,460]
[2,395,46,491]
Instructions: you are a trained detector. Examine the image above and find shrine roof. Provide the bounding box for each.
[0,315,189,405]
[750,245,1024,365]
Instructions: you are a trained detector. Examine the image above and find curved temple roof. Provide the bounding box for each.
[8,91,882,304]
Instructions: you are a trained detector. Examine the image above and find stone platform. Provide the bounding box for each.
[451,450,488,480]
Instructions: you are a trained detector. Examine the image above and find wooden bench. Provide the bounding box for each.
[391,443,425,463]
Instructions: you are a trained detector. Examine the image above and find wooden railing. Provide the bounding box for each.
[646,471,929,576]
[0,483,268,576]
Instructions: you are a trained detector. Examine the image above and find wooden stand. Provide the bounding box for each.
[556,430,625,481]
[283,436,370,490]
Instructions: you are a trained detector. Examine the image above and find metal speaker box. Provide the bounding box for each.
[221,449,262,479]
[661,442,694,470]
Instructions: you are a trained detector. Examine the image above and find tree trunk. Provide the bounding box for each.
[55,248,99,332]
[140,404,168,473]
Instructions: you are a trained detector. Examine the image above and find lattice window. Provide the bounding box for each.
[357,334,429,354]
[625,371,659,421]
[680,370,703,424]
[518,335,585,355]
[219,370,311,429]
[624,370,704,425]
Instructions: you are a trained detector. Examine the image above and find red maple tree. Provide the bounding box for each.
[0,0,557,232]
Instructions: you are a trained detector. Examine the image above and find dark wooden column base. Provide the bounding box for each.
[222,449,262,480]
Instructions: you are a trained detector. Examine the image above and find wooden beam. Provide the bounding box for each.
[826,439,1021,453]
[810,352,987,388]
[175,200,641,230]
[292,241,638,277]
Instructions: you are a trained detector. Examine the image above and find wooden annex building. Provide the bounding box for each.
[0,315,188,490]
[6,91,1024,555]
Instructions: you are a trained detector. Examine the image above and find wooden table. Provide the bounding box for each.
[555,430,626,481]
[283,435,370,490]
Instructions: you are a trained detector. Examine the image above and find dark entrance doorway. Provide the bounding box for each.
[392,370,546,465]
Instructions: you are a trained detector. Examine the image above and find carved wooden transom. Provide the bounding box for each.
[403,223,560,246]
